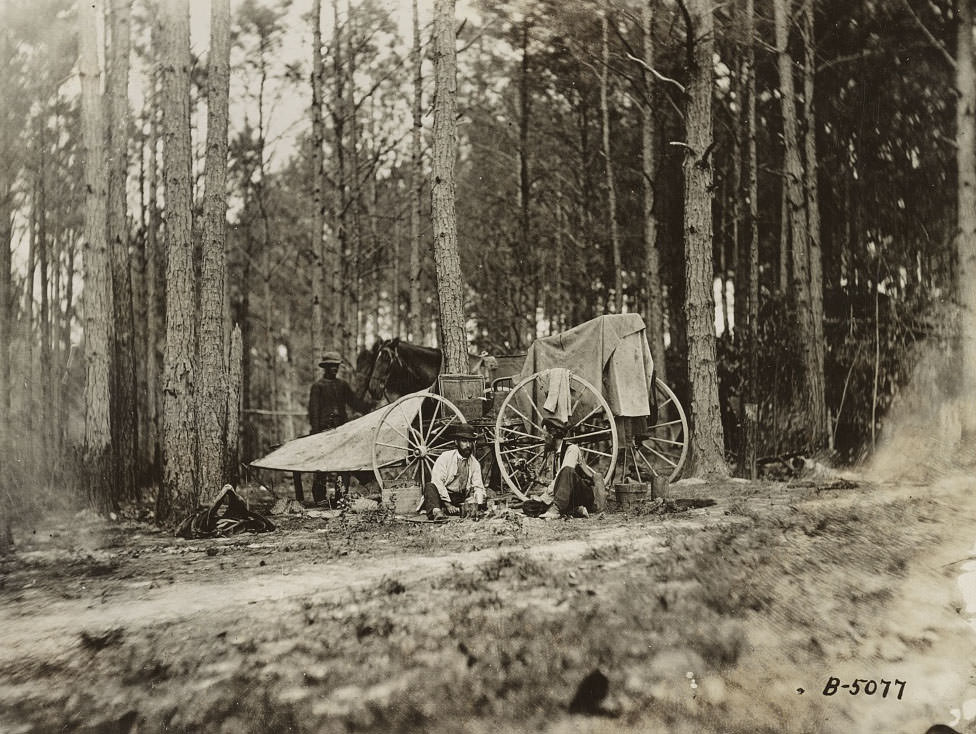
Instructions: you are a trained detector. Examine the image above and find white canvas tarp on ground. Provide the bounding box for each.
[519,313,654,417]
[250,391,428,473]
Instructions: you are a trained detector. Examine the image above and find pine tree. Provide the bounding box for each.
[430,0,467,371]
[79,0,115,511]
[158,0,198,524]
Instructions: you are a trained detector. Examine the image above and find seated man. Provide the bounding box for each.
[535,443,605,519]
[420,424,486,520]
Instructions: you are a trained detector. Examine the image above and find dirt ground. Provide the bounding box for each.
[2,474,976,734]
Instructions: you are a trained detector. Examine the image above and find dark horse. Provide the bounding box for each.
[356,339,490,405]
[357,339,442,404]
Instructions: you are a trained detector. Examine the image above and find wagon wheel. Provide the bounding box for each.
[618,378,689,484]
[494,370,618,501]
[371,392,467,495]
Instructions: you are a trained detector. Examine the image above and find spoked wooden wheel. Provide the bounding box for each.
[371,392,466,494]
[618,378,689,484]
[494,370,618,500]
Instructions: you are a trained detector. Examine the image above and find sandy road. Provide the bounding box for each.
[0,517,703,668]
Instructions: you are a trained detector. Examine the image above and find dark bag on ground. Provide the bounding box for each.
[176,486,276,539]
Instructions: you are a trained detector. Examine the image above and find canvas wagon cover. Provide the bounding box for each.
[250,391,428,473]
[519,314,654,417]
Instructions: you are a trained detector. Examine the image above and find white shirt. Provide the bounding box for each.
[429,449,486,505]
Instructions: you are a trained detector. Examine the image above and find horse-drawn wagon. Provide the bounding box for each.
[252,314,688,510]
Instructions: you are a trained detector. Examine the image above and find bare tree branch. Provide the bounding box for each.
[624,52,687,93]
[900,0,955,69]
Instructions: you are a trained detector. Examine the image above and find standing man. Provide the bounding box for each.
[295,351,371,505]
[420,424,486,519]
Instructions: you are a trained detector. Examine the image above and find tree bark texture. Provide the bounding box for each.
[310,0,326,349]
[430,0,467,373]
[957,0,976,435]
[36,120,52,458]
[0,22,16,446]
[745,0,760,476]
[197,0,230,503]
[347,14,363,356]
[409,0,424,343]
[79,0,115,511]
[225,324,243,483]
[107,0,137,500]
[159,0,198,525]
[803,0,826,438]
[330,0,346,353]
[145,67,161,477]
[774,0,826,447]
[25,195,35,432]
[641,0,666,381]
[600,2,623,313]
[682,0,727,478]
[0,189,10,438]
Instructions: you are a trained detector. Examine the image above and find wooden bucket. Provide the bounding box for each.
[613,482,649,510]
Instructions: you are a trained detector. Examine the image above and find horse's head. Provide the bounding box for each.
[366,340,398,402]
[355,344,378,398]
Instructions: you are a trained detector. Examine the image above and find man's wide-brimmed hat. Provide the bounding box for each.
[452,424,477,441]
[319,351,342,367]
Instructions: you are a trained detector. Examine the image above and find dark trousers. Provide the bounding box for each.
[421,483,468,517]
[552,466,594,514]
[293,472,346,505]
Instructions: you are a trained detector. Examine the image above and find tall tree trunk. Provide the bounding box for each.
[225,324,242,483]
[430,0,466,372]
[37,120,52,458]
[158,0,198,525]
[197,0,230,502]
[0,22,14,454]
[409,0,423,342]
[518,17,533,335]
[79,0,115,512]
[0,187,10,446]
[107,0,137,500]
[641,0,666,381]
[392,201,401,337]
[367,109,383,343]
[600,2,623,313]
[803,0,826,438]
[145,70,161,477]
[744,0,760,478]
[331,0,347,353]
[347,11,363,357]
[51,228,63,458]
[59,241,76,455]
[730,0,745,339]
[25,190,36,431]
[133,109,148,480]
[682,0,727,478]
[956,0,976,435]
[310,0,326,349]
[774,0,826,447]
[778,182,789,291]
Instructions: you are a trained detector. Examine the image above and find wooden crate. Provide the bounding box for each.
[438,374,485,401]
[383,482,422,515]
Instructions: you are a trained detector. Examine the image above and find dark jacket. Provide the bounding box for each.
[308,377,369,432]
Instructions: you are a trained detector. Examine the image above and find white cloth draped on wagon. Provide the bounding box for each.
[250,391,428,473]
[518,313,655,418]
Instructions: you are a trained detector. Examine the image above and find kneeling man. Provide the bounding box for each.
[421,424,485,519]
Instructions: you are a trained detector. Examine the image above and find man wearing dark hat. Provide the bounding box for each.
[296,351,371,505]
[420,423,486,519]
